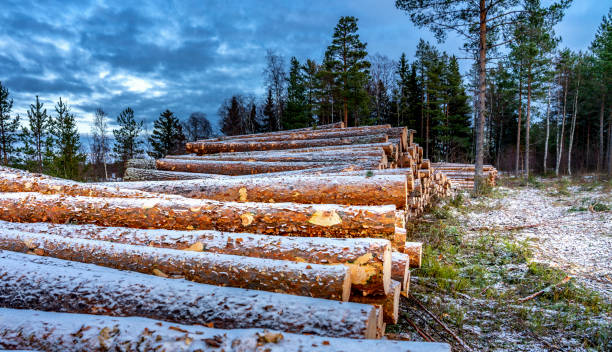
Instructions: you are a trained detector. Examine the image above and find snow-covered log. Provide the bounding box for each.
[0,308,451,351]
[0,221,392,296]
[124,167,224,181]
[0,229,351,301]
[0,193,397,238]
[0,251,378,338]
[351,280,401,324]
[186,134,389,155]
[404,241,423,268]
[156,158,382,175]
[101,174,408,208]
[166,149,387,164]
[203,121,345,142]
[126,158,156,169]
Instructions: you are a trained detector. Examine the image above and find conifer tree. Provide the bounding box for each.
[112,107,143,168]
[406,64,422,130]
[0,82,19,166]
[283,57,310,129]
[262,89,276,132]
[149,109,186,158]
[445,56,473,161]
[49,98,85,180]
[326,16,371,126]
[396,53,410,127]
[23,96,50,173]
[220,96,242,136]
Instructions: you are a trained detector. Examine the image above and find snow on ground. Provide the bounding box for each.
[462,182,612,300]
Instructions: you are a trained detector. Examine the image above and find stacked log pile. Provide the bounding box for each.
[0,125,466,350]
[432,162,498,190]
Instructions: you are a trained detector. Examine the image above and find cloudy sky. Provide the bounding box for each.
[0,0,608,134]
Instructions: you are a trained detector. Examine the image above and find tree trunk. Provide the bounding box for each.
[210,125,393,143]
[167,150,387,164]
[524,74,532,178]
[515,79,523,176]
[0,220,393,296]
[599,95,605,171]
[156,159,377,176]
[0,251,378,338]
[568,74,581,176]
[544,85,551,172]
[608,107,612,177]
[186,134,388,155]
[0,229,351,301]
[101,174,409,209]
[556,75,569,176]
[0,192,397,239]
[474,0,487,191]
[0,308,452,351]
[124,167,224,181]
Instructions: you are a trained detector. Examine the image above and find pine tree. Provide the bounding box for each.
[220,96,243,136]
[23,96,50,173]
[149,109,186,158]
[445,56,473,161]
[406,63,422,131]
[112,107,143,169]
[0,82,19,166]
[302,59,319,125]
[396,53,410,127]
[326,16,371,126]
[262,88,276,132]
[283,57,310,129]
[49,98,86,180]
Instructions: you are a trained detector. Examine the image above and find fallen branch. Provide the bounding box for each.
[517,276,571,303]
[409,294,473,352]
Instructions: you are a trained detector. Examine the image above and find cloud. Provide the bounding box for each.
[0,0,606,134]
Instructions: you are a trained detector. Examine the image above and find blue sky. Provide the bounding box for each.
[0,0,608,134]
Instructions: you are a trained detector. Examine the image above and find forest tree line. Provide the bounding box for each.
[0,85,215,181]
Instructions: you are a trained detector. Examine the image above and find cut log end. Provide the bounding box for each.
[404,241,422,268]
[364,306,379,339]
[383,246,392,296]
[342,269,352,302]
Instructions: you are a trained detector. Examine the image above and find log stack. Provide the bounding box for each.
[432,162,498,190]
[0,125,466,350]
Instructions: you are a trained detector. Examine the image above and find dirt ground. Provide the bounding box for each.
[388,176,612,352]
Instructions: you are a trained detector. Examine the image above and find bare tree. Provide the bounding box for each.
[182,112,212,142]
[263,49,286,131]
[90,108,109,181]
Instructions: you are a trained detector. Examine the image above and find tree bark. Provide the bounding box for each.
[186,134,388,155]
[544,85,551,172]
[0,229,351,301]
[515,78,523,176]
[203,125,394,143]
[203,121,345,142]
[568,73,581,176]
[598,94,605,172]
[156,158,381,175]
[524,74,532,178]
[556,74,569,176]
[102,174,408,209]
[0,308,452,351]
[608,107,612,177]
[0,192,397,239]
[167,149,387,163]
[0,251,378,339]
[124,167,224,181]
[474,0,487,191]
[0,220,392,296]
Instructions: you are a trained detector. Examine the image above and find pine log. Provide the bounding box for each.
[0,221,392,296]
[209,124,390,142]
[204,121,345,142]
[101,174,408,208]
[386,127,408,151]
[186,134,389,154]
[391,251,411,292]
[0,193,397,239]
[205,125,396,144]
[0,251,378,338]
[273,142,397,157]
[157,158,384,175]
[124,167,224,181]
[0,167,161,199]
[404,242,422,268]
[350,280,401,324]
[166,149,387,163]
[0,308,451,352]
[126,158,156,169]
[393,227,407,251]
[0,229,351,301]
